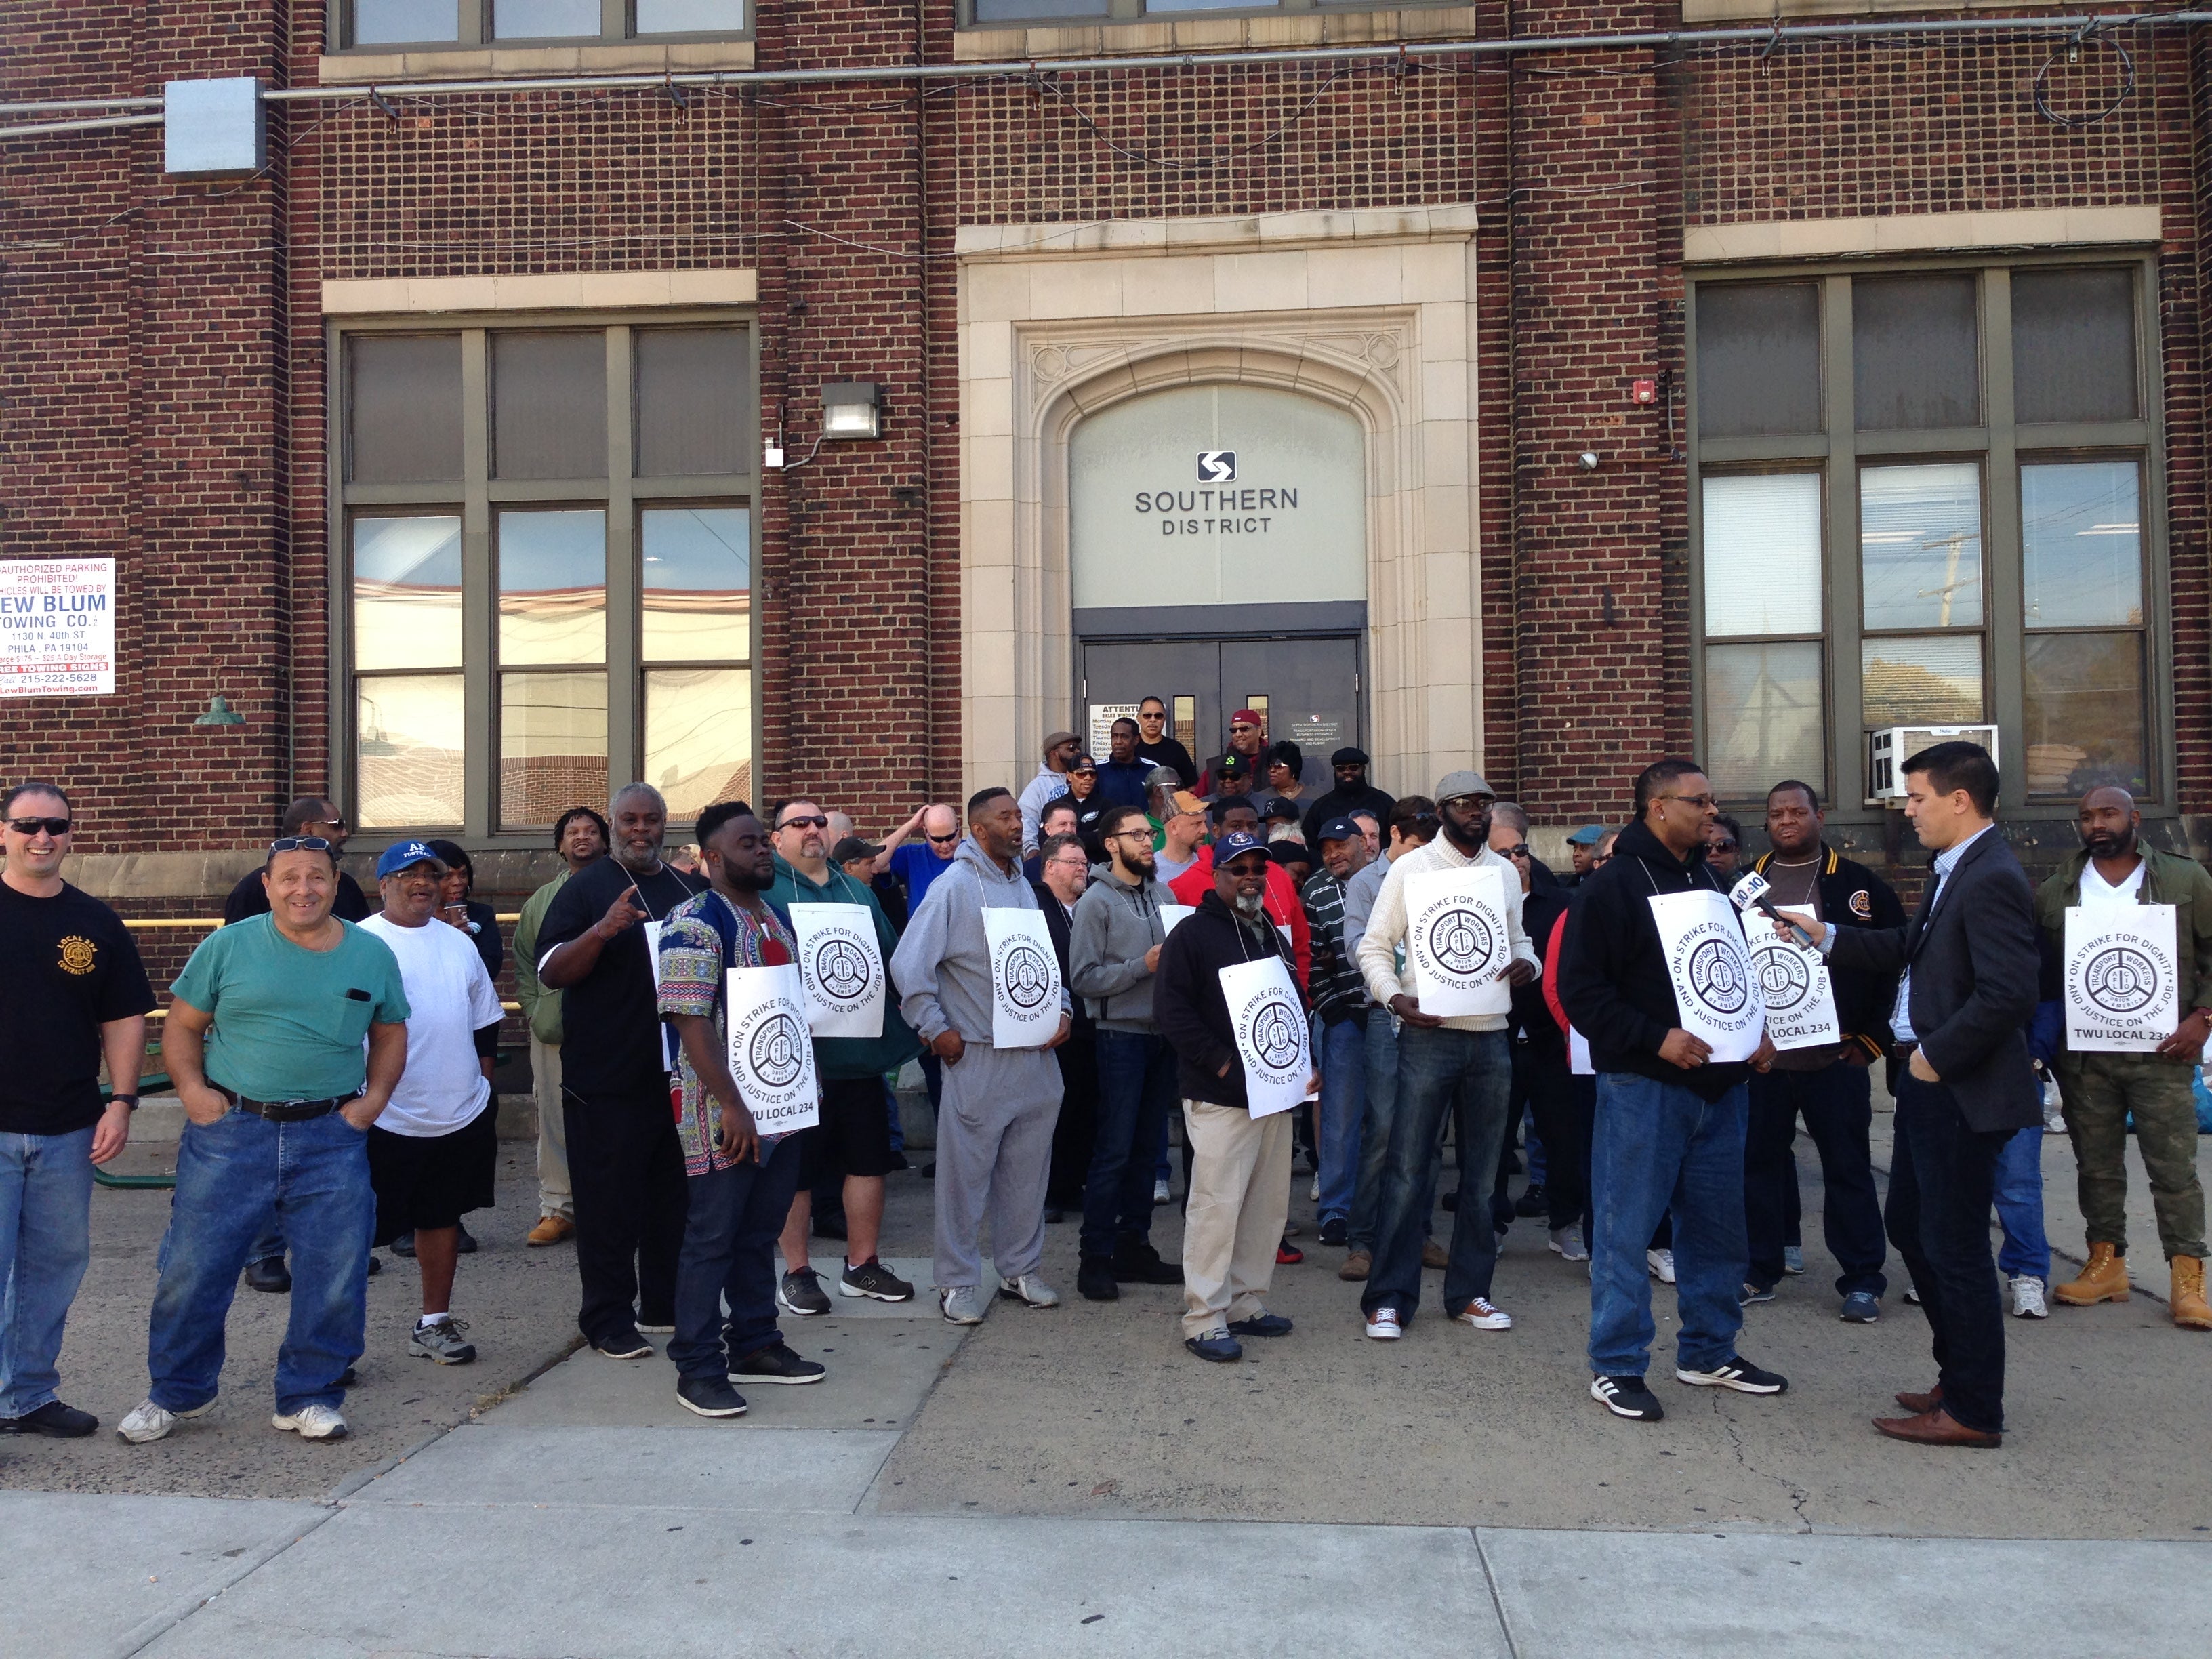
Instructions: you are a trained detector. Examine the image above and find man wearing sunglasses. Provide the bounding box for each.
[1557,759,1784,1425]
[1,783,154,1439]
[1133,696,1198,790]
[122,830,410,1445]
[222,797,369,927]
[888,802,964,915]
[1019,730,1084,859]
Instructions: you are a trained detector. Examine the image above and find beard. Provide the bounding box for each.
[1232,890,1268,920]
[725,865,775,893]
[2083,830,2133,860]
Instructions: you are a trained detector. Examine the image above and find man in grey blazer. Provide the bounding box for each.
[1793,743,2039,1448]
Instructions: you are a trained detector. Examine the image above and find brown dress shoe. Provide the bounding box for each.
[1872,1407,2001,1448]
[2171,1256,2212,1330]
[1420,1238,1449,1271]
[1337,1250,1372,1282]
[2053,1241,2129,1305]
[1894,1383,1943,1415]
[526,1214,574,1247]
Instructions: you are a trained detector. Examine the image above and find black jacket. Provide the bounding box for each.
[1031,882,1094,1038]
[1155,889,1296,1109]
[1556,819,1750,1101]
[1512,884,1570,1059]
[1300,781,1396,847]
[1750,844,1906,1063]
[1827,827,2041,1134]
[1136,736,1198,790]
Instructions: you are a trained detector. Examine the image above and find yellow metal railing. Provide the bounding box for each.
[121,914,526,1015]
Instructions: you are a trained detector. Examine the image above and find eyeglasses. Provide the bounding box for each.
[776,815,830,832]
[1656,793,1717,811]
[5,816,72,836]
[268,836,335,854]
[1441,796,1496,813]
[1107,828,1152,842]
[1708,838,1739,853]
[304,818,347,834]
[1503,844,1531,859]
[1070,767,1097,777]
[926,832,961,845]
[1047,858,1088,874]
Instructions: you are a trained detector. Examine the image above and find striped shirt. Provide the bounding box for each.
[1303,870,1366,1023]
[657,890,798,1176]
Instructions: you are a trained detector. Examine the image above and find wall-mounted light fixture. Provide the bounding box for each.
[821,381,882,441]
[192,693,246,727]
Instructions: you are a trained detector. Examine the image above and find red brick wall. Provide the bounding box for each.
[5,4,2208,862]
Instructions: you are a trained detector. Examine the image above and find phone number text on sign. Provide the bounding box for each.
[0,559,117,697]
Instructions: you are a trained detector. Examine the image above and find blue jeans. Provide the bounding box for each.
[1588,1072,1749,1377]
[1993,1124,2051,1282]
[1363,1027,1512,1319]
[1349,1013,1420,1252]
[1314,1015,1367,1225]
[149,1108,374,1414]
[0,1128,96,1417]
[669,1134,803,1382]
[1083,1029,1176,1259]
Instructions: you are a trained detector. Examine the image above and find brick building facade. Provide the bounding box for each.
[3,3,2206,903]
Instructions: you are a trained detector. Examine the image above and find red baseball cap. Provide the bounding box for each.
[1231,708,1263,726]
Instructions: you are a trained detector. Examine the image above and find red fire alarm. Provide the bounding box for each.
[1631,378,1658,405]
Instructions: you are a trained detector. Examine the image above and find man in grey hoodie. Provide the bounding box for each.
[890,787,1072,1324]
[1067,804,1187,1303]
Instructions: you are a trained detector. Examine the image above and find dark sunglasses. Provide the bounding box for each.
[269,836,335,854]
[776,815,830,831]
[926,831,961,845]
[1070,767,1098,777]
[1708,838,1740,853]
[1504,844,1531,859]
[6,815,72,836]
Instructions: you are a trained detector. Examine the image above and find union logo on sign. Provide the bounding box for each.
[1425,907,1494,977]
[1003,942,1054,1011]
[1250,996,1304,1071]
[2083,945,2160,1016]
[748,1012,808,1089]
[1687,938,1749,1016]
[814,937,872,1003]
[1196,451,1237,483]
[1752,941,1811,1010]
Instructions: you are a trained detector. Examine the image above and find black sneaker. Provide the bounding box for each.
[592,1328,654,1360]
[778,1268,832,1317]
[838,1259,915,1303]
[1591,1374,1666,1421]
[1676,1356,1788,1395]
[243,1256,291,1294]
[676,1375,748,1418]
[729,1342,826,1386]
[390,1231,417,1260]
[1111,1238,1182,1285]
[1740,1282,1776,1305]
[455,1221,478,1255]
[1077,1256,1120,1302]
[365,1254,382,1277]
[1513,1181,1550,1218]
[0,1400,98,1437]
[1317,1217,1349,1248]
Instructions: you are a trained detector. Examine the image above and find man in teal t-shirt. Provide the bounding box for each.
[119,839,409,1449]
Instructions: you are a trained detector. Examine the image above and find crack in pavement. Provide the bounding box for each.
[1710,1393,1815,1533]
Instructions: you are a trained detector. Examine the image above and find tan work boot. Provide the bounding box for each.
[1337,1250,1371,1282]
[526,1214,574,1247]
[2053,1241,2129,1305]
[2171,1256,2212,1330]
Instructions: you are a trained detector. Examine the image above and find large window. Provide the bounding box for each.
[342,1,747,49]
[340,321,756,838]
[1689,259,2160,809]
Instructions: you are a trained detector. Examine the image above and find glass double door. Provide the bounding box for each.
[1078,635,1361,777]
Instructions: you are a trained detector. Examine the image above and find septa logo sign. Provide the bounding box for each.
[1196,451,1237,483]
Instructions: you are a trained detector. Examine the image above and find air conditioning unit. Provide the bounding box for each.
[1868,725,2000,803]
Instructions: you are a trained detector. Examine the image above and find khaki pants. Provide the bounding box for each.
[531,1035,573,1221]
[2055,1051,2206,1261]
[1179,1099,1292,1338]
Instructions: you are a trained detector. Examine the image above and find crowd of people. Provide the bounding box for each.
[1,722,2207,1445]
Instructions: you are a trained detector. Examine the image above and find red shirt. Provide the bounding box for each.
[1168,848,1313,991]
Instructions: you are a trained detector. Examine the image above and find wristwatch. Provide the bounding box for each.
[111,1094,140,1112]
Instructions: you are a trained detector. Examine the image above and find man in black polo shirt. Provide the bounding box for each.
[0,782,155,1437]
[537,783,709,1358]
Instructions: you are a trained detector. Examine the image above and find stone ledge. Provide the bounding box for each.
[956,203,1479,262]
[1685,204,2163,264]
[1683,0,2066,20]
[954,7,1473,62]
[318,40,754,84]
[321,268,757,315]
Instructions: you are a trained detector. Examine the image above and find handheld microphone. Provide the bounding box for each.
[1728,870,1818,949]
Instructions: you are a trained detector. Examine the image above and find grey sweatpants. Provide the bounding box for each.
[933,1041,1063,1290]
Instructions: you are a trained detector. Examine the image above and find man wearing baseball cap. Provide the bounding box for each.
[1300,748,1395,848]
[1019,730,1083,858]
[1564,824,1607,887]
[1353,771,1540,1343]
[359,842,506,1367]
[1199,710,1269,797]
[1153,830,1305,1362]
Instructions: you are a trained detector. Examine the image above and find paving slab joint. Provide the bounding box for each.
[326,1330,586,1504]
[102,1504,344,1659]
[1469,1528,1523,1659]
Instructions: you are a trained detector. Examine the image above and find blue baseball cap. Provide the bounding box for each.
[375,839,445,879]
[1566,824,1607,846]
[1215,830,1268,865]
[1315,816,1362,844]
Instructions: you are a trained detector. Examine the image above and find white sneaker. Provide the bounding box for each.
[1549,1225,1589,1263]
[2011,1274,2049,1319]
[1364,1307,1402,1340]
[1453,1296,1513,1331]
[1152,1178,1171,1205]
[996,1273,1061,1309]
[117,1396,216,1444]
[1647,1248,1676,1284]
[271,1403,348,1441]
[1309,1177,1321,1202]
[1782,1245,1807,1276]
[939,1285,987,1325]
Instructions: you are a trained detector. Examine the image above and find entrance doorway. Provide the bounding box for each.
[1078,633,1361,783]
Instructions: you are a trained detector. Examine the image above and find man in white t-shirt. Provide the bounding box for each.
[360,842,506,1365]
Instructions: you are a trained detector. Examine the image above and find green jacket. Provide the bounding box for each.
[2034,844,2212,1015]
[513,869,572,1046]
[765,853,924,1080]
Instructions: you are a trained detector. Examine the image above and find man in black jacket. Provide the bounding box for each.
[1799,743,2039,1448]
[1153,832,1302,1364]
[1300,748,1396,848]
[1557,760,1784,1425]
[1031,834,1097,1226]
[1742,781,1904,1319]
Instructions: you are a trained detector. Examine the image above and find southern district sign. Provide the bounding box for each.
[2064,903,2179,1052]
[0,558,115,697]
